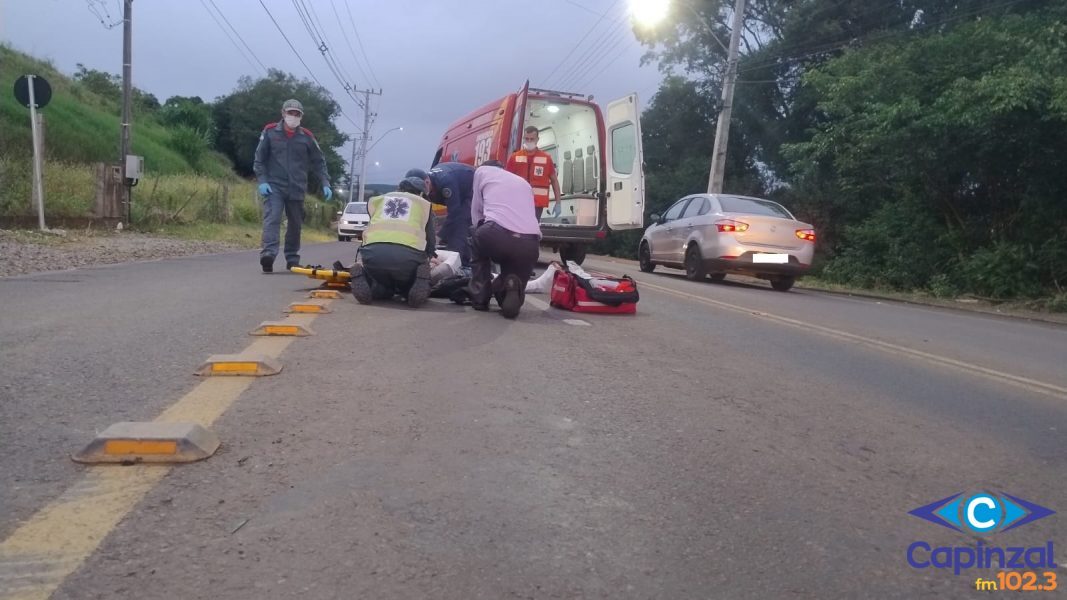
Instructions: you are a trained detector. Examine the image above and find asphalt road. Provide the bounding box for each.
[1,242,1065,599]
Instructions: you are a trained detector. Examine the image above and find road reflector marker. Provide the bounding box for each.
[286,300,331,314]
[195,353,282,376]
[309,289,344,299]
[72,422,220,464]
[250,321,315,336]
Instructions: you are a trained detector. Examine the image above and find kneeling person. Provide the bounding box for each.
[469,160,542,318]
[350,176,436,307]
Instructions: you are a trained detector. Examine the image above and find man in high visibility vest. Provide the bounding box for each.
[506,126,562,221]
[350,175,436,308]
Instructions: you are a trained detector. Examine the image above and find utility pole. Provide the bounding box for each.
[355,88,382,204]
[706,0,745,194]
[119,0,133,225]
[348,135,361,200]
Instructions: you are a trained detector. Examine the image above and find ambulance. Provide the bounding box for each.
[432,82,645,265]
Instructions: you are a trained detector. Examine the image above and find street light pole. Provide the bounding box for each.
[706,0,745,194]
[354,88,382,203]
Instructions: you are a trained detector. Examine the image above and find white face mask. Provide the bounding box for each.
[284,115,302,129]
[522,141,537,152]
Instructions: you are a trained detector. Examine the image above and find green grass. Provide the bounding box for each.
[0,44,236,218]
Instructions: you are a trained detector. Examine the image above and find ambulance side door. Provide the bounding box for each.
[604,93,645,231]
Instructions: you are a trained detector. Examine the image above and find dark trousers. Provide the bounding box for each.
[469,222,540,308]
[360,243,426,297]
[261,194,305,264]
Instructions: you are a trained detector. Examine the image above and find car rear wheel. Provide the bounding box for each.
[770,276,795,292]
[684,245,705,281]
[338,235,348,242]
[639,242,655,273]
[708,273,726,283]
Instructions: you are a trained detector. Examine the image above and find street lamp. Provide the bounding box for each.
[350,126,403,201]
[630,0,745,194]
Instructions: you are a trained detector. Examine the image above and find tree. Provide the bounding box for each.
[785,12,1067,296]
[213,70,347,185]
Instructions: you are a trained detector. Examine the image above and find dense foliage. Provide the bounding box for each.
[630,0,1067,300]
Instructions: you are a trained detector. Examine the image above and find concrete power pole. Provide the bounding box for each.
[355,88,382,204]
[706,0,746,194]
[119,0,133,225]
[348,136,360,201]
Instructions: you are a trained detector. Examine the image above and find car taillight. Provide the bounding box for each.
[796,229,816,242]
[715,219,749,233]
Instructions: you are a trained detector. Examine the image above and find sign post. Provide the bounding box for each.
[14,74,52,231]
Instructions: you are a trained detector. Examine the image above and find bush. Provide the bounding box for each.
[960,242,1043,299]
[821,197,953,290]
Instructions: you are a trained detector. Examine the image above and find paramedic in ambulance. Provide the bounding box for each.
[506,126,562,220]
[349,175,436,308]
[468,160,542,319]
[406,163,475,271]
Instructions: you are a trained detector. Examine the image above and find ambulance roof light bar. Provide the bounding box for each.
[529,87,594,101]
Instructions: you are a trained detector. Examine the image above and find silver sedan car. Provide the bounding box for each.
[638,194,815,291]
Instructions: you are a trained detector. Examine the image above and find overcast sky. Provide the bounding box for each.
[1,0,666,185]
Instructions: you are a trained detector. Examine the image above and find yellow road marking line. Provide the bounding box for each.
[640,280,1067,400]
[0,310,325,600]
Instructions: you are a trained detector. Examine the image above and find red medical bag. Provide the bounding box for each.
[549,269,639,314]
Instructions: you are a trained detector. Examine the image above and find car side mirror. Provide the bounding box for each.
[650,213,663,224]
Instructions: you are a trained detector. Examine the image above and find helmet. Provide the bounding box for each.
[281,99,304,114]
[404,168,428,180]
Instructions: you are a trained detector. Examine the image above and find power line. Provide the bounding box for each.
[256,0,363,133]
[544,0,620,88]
[199,0,264,75]
[736,0,1027,75]
[329,0,371,86]
[342,0,381,89]
[291,0,367,109]
[557,17,630,90]
[207,0,269,74]
[86,0,121,29]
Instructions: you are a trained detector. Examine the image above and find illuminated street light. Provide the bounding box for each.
[631,0,670,27]
[630,0,745,193]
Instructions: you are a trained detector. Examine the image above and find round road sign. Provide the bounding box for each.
[13,75,52,109]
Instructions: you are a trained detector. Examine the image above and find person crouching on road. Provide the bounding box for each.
[350,175,436,308]
[253,98,333,273]
[468,160,542,319]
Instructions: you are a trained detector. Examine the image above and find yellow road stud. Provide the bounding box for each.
[286,300,331,314]
[250,321,315,336]
[195,353,282,376]
[72,422,220,464]
[309,289,344,299]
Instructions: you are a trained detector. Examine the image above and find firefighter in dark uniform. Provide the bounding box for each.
[406,162,475,271]
[253,98,333,272]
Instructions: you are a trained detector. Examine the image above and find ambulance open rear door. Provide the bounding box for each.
[604,93,644,230]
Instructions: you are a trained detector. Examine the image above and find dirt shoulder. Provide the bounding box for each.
[0,229,248,278]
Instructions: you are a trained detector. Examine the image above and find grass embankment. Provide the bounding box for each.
[0,44,335,234]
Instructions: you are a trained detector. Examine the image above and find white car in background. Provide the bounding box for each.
[337,202,369,242]
[638,194,816,292]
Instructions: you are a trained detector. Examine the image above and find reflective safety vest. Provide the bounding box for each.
[507,149,555,208]
[363,192,430,251]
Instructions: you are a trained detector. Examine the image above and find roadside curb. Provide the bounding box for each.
[582,254,1067,327]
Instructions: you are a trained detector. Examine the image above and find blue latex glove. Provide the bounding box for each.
[257,183,271,197]
[323,186,333,201]
[551,201,562,217]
